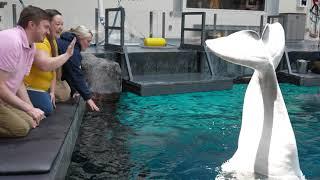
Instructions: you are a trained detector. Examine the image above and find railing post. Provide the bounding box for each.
[213,13,217,37]
[149,11,153,38]
[105,9,109,46]
[95,8,99,45]
[120,7,125,47]
[201,12,206,46]
[12,4,17,27]
[180,13,185,45]
[259,15,264,37]
[162,12,166,38]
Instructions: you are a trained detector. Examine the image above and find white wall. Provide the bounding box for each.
[279,0,307,14]
[0,0,180,39]
[2,0,99,30]
[0,1,20,30]
[279,0,311,33]
[0,0,311,39]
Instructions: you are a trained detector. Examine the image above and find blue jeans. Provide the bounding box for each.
[27,90,53,116]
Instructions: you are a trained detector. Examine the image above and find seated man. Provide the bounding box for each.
[0,6,75,138]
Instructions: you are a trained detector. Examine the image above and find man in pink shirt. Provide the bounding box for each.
[0,6,52,137]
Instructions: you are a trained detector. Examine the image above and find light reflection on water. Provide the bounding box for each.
[67,84,320,180]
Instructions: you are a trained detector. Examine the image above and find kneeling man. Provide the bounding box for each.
[0,6,50,137]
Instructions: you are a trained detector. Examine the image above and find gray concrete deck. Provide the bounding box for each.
[88,38,320,93]
[286,40,320,52]
[124,73,233,96]
[278,70,320,86]
[88,43,235,96]
[278,40,320,86]
[0,100,85,180]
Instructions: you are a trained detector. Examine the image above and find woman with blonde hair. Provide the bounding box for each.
[57,25,100,111]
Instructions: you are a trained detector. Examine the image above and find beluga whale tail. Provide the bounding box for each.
[206,23,305,179]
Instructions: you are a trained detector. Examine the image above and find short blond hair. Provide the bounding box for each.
[69,25,92,39]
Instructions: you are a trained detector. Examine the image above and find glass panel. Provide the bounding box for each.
[183,31,202,45]
[122,10,182,45]
[124,10,150,45]
[208,52,254,77]
[186,0,265,11]
[97,9,264,48]
[163,11,182,41]
[108,11,121,27]
[0,2,23,30]
[184,14,203,29]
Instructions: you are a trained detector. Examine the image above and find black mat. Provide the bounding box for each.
[0,103,78,175]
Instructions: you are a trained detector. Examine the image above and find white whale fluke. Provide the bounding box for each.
[206,23,305,179]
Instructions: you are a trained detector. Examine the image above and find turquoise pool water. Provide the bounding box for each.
[116,84,320,179]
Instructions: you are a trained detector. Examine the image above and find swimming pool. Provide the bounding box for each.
[67,84,320,180]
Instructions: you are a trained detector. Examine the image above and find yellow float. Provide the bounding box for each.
[143,38,167,47]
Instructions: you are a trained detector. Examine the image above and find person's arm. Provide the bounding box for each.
[50,71,56,108]
[34,38,76,71]
[63,56,99,111]
[0,70,45,126]
[0,72,32,112]
[16,82,33,106]
[63,54,92,101]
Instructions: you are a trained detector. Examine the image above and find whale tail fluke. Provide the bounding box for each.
[206,23,304,179]
[205,22,285,72]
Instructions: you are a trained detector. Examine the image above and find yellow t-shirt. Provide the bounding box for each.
[24,37,57,91]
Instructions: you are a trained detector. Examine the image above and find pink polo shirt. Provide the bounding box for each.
[0,26,35,94]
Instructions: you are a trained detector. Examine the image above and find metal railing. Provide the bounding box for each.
[180,12,206,50]
[149,11,166,38]
[104,7,125,51]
